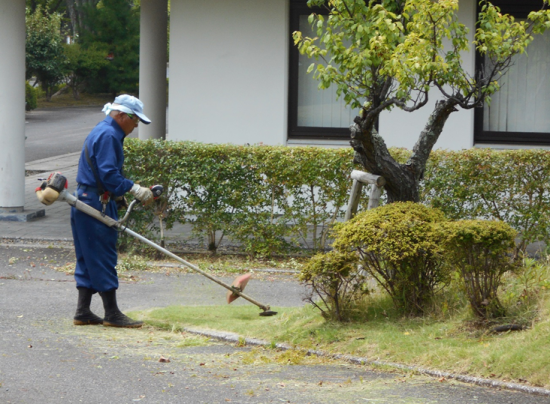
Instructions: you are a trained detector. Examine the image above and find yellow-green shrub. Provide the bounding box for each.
[423,149,550,255]
[298,250,366,322]
[333,202,448,316]
[440,219,518,319]
[121,142,550,258]
[25,81,37,111]
[122,140,354,255]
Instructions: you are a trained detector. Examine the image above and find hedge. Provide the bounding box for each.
[122,140,356,255]
[423,149,550,255]
[122,140,550,256]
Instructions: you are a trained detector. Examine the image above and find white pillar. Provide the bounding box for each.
[0,0,26,211]
[139,0,168,140]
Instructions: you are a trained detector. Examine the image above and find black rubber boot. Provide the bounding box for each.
[74,287,103,325]
[99,289,143,328]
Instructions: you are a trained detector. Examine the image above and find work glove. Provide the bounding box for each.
[130,184,154,205]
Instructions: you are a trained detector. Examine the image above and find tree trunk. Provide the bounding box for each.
[350,100,458,203]
[66,0,99,37]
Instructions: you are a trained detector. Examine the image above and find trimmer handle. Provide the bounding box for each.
[118,185,164,224]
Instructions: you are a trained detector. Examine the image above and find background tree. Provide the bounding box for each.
[63,43,109,99]
[26,5,67,101]
[64,0,100,38]
[26,0,66,14]
[294,0,550,203]
[78,0,141,95]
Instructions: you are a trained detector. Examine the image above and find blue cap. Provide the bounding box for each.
[113,94,151,124]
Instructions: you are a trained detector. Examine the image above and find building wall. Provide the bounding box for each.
[169,0,289,145]
[169,0,477,150]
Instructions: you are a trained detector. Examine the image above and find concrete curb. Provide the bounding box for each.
[182,326,550,398]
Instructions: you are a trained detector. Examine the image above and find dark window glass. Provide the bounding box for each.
[288,0,358,140]
[475,0,550,145]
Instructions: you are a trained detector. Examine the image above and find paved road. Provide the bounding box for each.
[24,105,167,163]
[1,244,548,404]
[24,107,104,163]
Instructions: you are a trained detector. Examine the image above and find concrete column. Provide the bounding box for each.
[0,0,26,211]
[139,0,168,140]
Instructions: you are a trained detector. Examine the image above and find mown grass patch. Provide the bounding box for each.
[137,295,550,388]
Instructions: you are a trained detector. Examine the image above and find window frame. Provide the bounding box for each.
[288,0,352,140]
[474,0,550,145]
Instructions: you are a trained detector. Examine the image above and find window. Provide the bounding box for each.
[474,1,550,145]
[288,0,359,140]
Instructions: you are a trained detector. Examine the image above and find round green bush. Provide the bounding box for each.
[439,219,518,319]
[333,202,447,316]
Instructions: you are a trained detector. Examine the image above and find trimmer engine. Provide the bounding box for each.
[35,173,68,206]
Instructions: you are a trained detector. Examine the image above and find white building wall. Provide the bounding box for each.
[169,0,477,150]
[169,0,289,145]
[379,0,477,151]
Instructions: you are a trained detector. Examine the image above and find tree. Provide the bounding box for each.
[64,0,100,38]
[26,0,66,14]
[294,0,550,202]
[63,43,109,99]
[78,0,140,95]
[26,6,67,101]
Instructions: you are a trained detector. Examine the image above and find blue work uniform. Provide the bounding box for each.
[70,116,134,293]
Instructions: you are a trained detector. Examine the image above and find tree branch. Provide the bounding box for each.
[407,99,458,178]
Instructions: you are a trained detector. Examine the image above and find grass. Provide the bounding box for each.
[53,252,550,387]
[138,300,550,388]
[131,255,550,389]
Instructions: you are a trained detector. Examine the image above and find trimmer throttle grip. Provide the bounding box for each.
[150,185,164,199]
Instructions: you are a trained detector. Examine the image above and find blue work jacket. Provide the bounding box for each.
[76,116,134,197]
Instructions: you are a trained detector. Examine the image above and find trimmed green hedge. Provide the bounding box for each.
[423,149,550,255]
[122,140,355,255]
[122,140,550,256]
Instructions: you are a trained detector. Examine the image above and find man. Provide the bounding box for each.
[71,94,154,328]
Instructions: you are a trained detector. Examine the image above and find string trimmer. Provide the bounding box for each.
[36,173,277,317]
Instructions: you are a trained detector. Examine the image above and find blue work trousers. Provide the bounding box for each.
[70,189,119,292]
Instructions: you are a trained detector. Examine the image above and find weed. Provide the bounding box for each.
[116,254,150,272]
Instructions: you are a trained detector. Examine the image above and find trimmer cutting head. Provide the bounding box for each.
[259,310,278,317]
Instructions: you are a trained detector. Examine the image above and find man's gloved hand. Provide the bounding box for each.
[130,184,154,205]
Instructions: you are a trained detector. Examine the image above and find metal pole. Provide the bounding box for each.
[0,0,26,211]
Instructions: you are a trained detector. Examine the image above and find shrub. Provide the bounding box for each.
[122,140,354,255]
[120,142,550,259]
[25,81,37,111]
[299,250,367,322]
[440,220,518,320]
[333,202,448,316]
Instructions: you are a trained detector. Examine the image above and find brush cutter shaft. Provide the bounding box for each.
[58,189,270,312]
[62,191,119,227]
